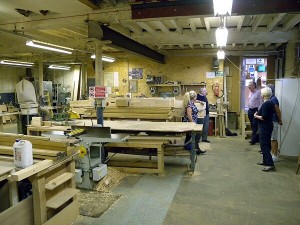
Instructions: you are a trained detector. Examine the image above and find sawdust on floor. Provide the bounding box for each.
[95,166,140,192]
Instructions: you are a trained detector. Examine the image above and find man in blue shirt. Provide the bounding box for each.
[197,87,210,143]
[267,84,283,162]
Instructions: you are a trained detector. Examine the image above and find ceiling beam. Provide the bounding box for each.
[151,21,169,34]
[189,18,197,33]
[166,20,182,33]
[283,14,300,31]
[237,16,245,32]
[267,13,287,32]
[131,0,300,19]
[204,18,210,32]
[78,0,99,10]
[136,21,156,33]
[252,15,265,32]
[121,22,142,34]
[101,25,165,64]
[253,43,259,48]
[265,42,272,48]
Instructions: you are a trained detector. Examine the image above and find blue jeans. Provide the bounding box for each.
[197,114,209,141]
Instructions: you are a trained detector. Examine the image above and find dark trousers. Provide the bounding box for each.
[259,124,274,166]
[185,131,201,149]
[248,108,259,143]
[197,116,209,141]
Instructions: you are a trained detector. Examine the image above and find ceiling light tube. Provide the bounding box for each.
[91,54,115,62]
[0,60,34,67]
[48,65,71,70]
[213,0,233,16]
[217,50,225,60]
[216,27,228,47]
[26,40,73,54]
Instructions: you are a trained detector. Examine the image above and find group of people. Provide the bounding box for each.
[248,81,283,172]
[183,87,210,155]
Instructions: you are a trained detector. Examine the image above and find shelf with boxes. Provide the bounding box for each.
[148,84,181,96]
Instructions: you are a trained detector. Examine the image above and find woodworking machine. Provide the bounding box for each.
[70,126,128,190]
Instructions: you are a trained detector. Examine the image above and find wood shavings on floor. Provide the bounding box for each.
[95,167,139,192]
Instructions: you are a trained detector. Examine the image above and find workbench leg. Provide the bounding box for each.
[189,132,196,173]
[9,180,19,206]
[0,117,3,132]
[157,145,164,175]
[32,177,47,225]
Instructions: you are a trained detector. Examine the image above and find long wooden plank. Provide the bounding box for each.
[43,198,79,225]
[45,172,74,190]
[104,113,172,119]
[9,160,53,181]
[0,196,33,225]
[0,145,65,157]
[46,188,79,209]
[104,107,171,113]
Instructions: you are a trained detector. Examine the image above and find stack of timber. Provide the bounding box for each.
[70,99,95,115]
[103,97,184,121]
[0,133,78,160]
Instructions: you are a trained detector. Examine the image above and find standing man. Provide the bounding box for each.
[197,87,210,143]
[248,81,263,145]
[267,84,283,162]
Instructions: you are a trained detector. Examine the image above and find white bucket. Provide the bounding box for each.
[13,139,33,168]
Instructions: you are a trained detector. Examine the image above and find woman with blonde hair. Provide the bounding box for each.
[183,91,206,155]
[254,87,275,172]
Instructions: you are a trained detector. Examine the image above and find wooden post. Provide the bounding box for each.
[32,177,47,225]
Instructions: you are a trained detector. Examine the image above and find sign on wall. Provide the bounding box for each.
[89,86,106,98]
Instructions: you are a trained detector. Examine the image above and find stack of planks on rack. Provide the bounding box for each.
[0,132,78,161]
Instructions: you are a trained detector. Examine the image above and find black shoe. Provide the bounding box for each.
[262,166,276,172]
[196,149,206,155]
[249,141,255,145]
[202,140,210,143]
[258,150,262,154]
[257,161,266,166]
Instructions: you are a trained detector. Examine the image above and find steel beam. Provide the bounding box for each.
[131,0,300,19]
[101,25,165,64]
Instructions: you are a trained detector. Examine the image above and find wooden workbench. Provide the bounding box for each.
[0,155,78,225]
[27,120,202,173]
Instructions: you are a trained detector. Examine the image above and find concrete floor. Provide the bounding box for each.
[73,134,300,225]
[2,123,299,225]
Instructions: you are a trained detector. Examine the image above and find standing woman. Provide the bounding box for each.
[183,91,206,155]
[254,87,275,172]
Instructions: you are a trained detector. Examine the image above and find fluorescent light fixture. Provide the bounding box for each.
[48,65,71,70]
[0,60,34,67]
[215,27,228,47]
[213,0,233,16]
[26,40,73,54]
[217,50,225,59]
[91,54,115,62]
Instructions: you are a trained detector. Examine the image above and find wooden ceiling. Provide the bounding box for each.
[0,0,299,62]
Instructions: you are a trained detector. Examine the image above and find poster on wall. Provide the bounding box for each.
[104,72,119,87]
[129,68,143,79]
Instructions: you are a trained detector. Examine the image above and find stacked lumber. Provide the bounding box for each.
[103,106,175,121]
[103,97,185,121]
[70,99,95,115]
[0,133,78,160]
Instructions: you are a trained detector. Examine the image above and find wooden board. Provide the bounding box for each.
[45,172,74,190]
[9,160,53,181]
[46,188,79,209]
[0,196,33,225]
[43,199,79,225]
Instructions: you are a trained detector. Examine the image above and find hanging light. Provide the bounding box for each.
[215,27,228,47]
[26,40,73,54]
[48,65,71,70]
[213,0,233,16]
[0,60,34,67]
[91,54,115,62]
[217,50,225,60]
